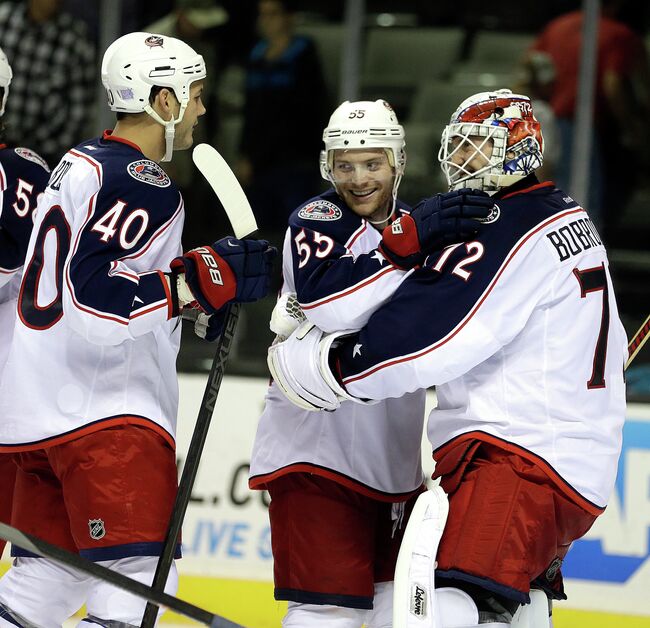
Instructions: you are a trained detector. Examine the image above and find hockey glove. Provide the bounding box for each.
[269,292,306,344]
[267,321,369,412]
[379,189,494,269]
[169,237,277,315]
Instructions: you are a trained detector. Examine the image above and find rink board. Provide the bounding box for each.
[2,374,649,625]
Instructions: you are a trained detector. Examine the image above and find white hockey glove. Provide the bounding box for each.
[267,320,364,412]
[269,292,306,343]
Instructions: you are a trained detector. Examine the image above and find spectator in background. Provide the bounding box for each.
[237,0,329,240]
[529,0,650,241]
[0,0,95,167]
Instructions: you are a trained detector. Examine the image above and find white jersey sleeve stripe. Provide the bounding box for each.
[344,221,367,251]
[301,265,397,310]
[342,207,585,386]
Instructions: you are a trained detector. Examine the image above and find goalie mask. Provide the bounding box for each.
[0,46,12,117]
[439,89,543,194]
[101,32,206,162]
[320,99,406,214]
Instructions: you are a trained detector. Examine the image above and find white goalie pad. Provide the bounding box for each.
[393,485,450,628]
[511,589,551,628]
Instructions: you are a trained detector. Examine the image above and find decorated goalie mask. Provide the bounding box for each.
[439,89,544,194]
[101,32,206,162]
[0,46,12,117]
[320,99,406,211]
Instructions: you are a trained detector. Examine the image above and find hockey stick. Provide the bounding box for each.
[141,144,258,627]
[626,312,650,370]
[0,523,242,627]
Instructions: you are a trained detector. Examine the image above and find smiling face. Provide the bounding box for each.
[331,148,395,223]
[173,80,206,151]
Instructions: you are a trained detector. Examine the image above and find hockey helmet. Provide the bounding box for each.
[0,46,12,117]
[320,99,406,208]
[101,32,206,161]
[438,89,543,193]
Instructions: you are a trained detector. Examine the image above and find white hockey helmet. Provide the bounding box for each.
[320,99,406,209]
[101,32,206,161]
[439,89,544,193]
[0,46,12,117]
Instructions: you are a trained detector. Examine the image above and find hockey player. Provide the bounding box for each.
[0,47,51,561]
[268,90,627,627]
[0,32,276,627]
[249,99,493,627]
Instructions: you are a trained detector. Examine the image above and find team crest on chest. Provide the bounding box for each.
[298,200,342,221]
[88,518,106,540]
[14,147,50,172]
[127,160,171,187]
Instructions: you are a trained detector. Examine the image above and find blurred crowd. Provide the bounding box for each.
[1,0,649,269]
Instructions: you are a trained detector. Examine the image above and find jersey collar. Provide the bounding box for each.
[102,129,144,155]
[495,174,555,200]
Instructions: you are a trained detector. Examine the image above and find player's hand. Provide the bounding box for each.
[170,237,277,315]
[379,189,494,269]
[194,311,225,341]
[268,321,364,412]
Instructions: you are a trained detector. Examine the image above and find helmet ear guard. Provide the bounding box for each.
[321,99,406,211]
[101,32,206,161]
[439,88,544,193]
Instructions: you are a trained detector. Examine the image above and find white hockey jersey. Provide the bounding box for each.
[0,145,50,379]
[250,190,427,500]
[0,132,184,450]
[332,180,627,511]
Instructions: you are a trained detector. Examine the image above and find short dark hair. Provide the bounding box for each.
[115,85,171,121]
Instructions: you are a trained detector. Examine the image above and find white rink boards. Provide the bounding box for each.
[4,374,650,625]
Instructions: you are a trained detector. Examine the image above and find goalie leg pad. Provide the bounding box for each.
[510,589,552,628]
[392,486,449,628]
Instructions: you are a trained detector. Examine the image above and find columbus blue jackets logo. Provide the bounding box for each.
[298,200,342,221]
[477,203,501,224]
[144,35,164,48]
[88,518,106,540]
[14,147,50,172]
[127,160,171,187]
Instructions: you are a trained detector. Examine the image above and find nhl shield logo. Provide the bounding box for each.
[88,519,106,540]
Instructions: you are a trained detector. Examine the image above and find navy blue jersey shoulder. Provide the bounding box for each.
[0,146,50,271]
[336,183,577,377]
[289,189,362,243]
[289,189,411,244]
[70,136,181,217]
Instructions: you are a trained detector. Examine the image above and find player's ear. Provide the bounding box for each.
[153,87,179,118]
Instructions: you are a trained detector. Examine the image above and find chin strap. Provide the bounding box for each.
[144,100,189,162]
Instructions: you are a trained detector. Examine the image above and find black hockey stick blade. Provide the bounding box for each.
[141,303,242,627]
[0,522,243,628]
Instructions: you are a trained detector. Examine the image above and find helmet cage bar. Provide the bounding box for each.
[439,123,507,191]
[503,136,543,175]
